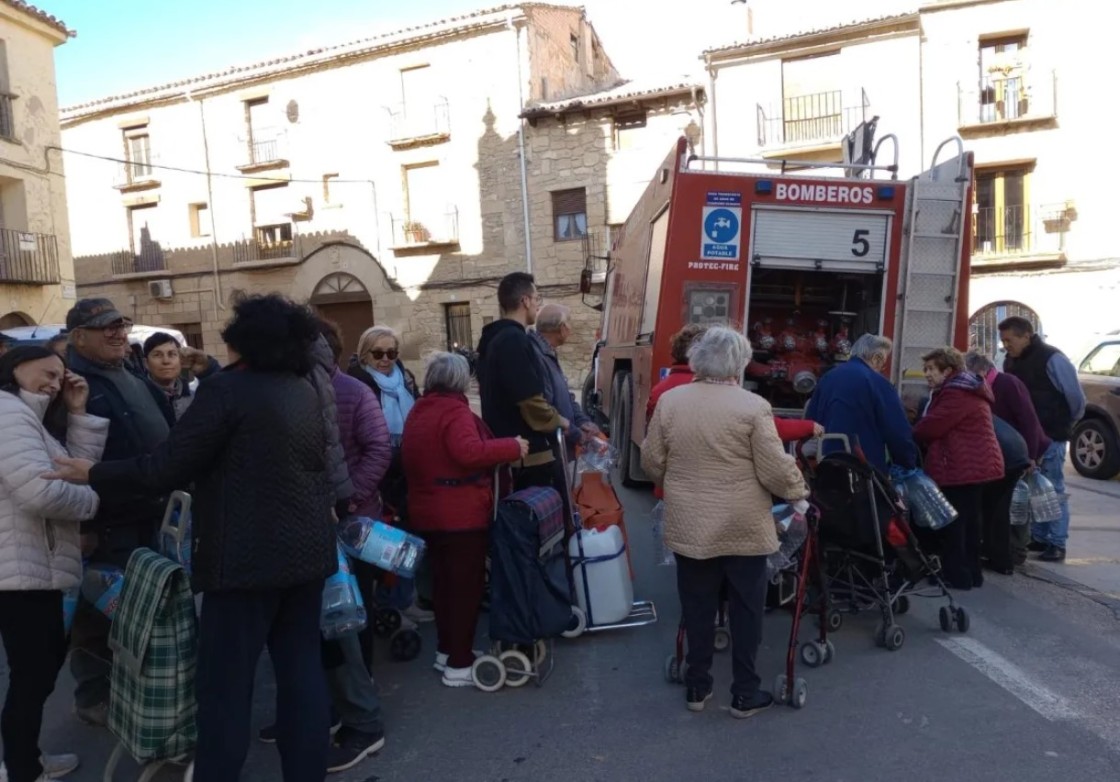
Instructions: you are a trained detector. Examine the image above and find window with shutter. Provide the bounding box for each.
[551,188,588,242]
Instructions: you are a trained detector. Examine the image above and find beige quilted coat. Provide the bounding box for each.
[641,382,809,559]
[0,390,108,591]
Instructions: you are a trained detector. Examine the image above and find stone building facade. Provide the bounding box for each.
[0,1,76,329]
[520,78,704,382]
[61,3,621,375]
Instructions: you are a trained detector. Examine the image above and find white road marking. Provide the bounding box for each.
[935,636,1080,721]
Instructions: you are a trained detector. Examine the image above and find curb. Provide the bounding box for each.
[1017,561,1120,621]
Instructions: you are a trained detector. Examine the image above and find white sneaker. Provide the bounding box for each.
[434,650,484,672]
[40,752,80,779]
[440,666,475,688]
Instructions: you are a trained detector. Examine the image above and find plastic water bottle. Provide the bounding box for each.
[1009,478,1031,526]
[321,546,367,640]
[337,516,425,578]
[81,565,124,620]
[62,587,79,634]
[903,471,958,530]
[1027,471,1062,524]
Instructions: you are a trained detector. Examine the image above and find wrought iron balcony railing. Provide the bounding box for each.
[386,99,451,144]
[757,88,870,148]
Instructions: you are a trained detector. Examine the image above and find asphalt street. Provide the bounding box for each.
[9,468,1120,782]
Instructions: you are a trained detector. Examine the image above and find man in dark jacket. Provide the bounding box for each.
[476,273,568,492]
[529,303,600,456]
[64,298,177,725]
[967,351,1051,567]
[1000,317,1086,562]
[806,333,917,474]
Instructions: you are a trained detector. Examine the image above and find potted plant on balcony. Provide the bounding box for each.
[403,221,430,244]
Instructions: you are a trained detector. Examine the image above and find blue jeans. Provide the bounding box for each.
[1032,441,1070,548]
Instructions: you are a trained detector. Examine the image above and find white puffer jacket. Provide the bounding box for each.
[0,390,109,591]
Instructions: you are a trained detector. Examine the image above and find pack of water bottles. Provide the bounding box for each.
[81,564,125,620]
[337,515,425,578]
[890,467,958,530]
[321,544,367,640]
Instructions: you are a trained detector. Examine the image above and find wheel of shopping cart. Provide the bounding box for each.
[373,607,402,638]
[471,655,507,692]
[799,639,835,668]
[892,595,911,615]
[817,608,843,632]
[939,605,970,633]
[663,654,687,685]
[713,627,731,652]
[561,606,587,639]
[875,622,906,651]
[499,650,533,688]
[773,673,808,709]
[388,627,422,661]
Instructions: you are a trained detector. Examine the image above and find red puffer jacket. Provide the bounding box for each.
[913,371,1004,487]
[401,391,522,532]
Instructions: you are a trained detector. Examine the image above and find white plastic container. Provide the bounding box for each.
[569,526,634,626]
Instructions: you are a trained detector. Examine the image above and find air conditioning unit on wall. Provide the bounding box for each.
[149,279,173,299]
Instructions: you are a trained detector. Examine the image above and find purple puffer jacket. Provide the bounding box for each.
[331,367,392,517]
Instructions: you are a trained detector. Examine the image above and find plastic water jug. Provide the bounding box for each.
[766,504,808,579]
[1009,477,1031,526]
[569,526,633,626]
[650,501,674,567]
[893,469,957,530]
[338,516,425,578]
[1027,471,1062,524]
[81,565,124,620]
[321,545,367,640]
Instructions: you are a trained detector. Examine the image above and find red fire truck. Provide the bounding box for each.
[580,134,974,486]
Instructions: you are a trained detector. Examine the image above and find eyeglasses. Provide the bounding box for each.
[367,349,399,361]
[83,321,133,337]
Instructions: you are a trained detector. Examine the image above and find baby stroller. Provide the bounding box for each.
[472,484,574,691]
[810,438,970,651]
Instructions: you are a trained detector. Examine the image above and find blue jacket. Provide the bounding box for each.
[805,357,918,473]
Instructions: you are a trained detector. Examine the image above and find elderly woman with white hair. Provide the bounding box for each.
[401,353,527,687]
[642,326,809,719]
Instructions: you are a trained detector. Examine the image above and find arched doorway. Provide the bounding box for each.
[310,272,373,360]
[0,312,33,330]
[969,300,1042,364]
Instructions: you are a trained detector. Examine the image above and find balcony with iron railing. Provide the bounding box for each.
[757,88,870,149]
[0,229,60,284]
[971,202,1074,263]
[111,246,167,276]
[237,128,289,173]
[0,93,14,141]
[232,233,303,264]
[114,154,161,192]
[386,99,451,147]
[958,69,1057,133]
[389,209,460,250]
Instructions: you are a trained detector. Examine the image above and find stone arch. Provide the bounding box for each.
[0,311,34,329]
[310,272,370,305]
[968,300,1042,360]
[308,270,374,360]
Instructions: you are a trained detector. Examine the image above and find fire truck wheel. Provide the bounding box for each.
[612,372,647,488]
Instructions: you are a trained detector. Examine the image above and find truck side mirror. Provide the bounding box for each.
[579,268,593,295]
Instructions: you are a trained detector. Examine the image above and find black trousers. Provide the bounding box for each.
[981,472,1020,571]
[0,590,68,782]
[194,580,330,782]
[937,484,984,589]
[675,553,768,698]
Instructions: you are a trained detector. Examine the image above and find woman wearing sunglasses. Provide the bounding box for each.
[347,326,430,623]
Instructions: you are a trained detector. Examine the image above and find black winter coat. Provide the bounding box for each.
[68,348,175,533]
[90,365,337,593]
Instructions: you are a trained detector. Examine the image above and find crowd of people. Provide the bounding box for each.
[0,272,607,782]
[644,318,1084,716]
[0,272,1087,779]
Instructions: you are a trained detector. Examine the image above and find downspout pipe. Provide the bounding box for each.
[705,54,719,170]
[510,13,533,273]
[185,88,224,316]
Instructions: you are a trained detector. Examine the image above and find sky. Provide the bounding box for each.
[44,0,909,108]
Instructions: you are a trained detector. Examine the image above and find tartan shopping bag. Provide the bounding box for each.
[107,547,198,762]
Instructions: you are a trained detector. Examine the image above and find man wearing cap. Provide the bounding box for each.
[64,298,177,726]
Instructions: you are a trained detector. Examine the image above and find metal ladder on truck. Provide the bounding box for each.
[892,137,974,406]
